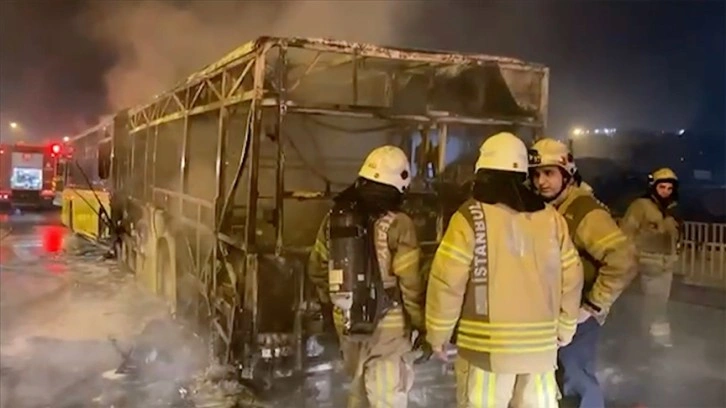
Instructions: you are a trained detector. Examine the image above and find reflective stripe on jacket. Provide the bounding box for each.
[426,199,583,374]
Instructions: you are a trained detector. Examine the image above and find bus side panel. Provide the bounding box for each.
[62,189,110,240]
[61,189,73,229]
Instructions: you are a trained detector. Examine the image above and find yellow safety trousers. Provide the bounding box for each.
[639,258,674,342]
[334,307,414,408]
[455,357,558,408]
[342,337,414,408]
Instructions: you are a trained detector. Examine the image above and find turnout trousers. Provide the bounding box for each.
[339,334,414,408]
[454,357,558,408]
[557,317,604,408]
[639,255,675,346]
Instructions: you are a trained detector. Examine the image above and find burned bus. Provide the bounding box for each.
[58,118,115,240]
[63,36,549,388]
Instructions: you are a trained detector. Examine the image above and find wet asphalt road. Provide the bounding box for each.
[0,210,725,407]
[0,210,184,408]
[0,211,68,333]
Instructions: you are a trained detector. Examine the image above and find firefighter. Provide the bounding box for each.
[528,138,637,408]
[307,145,425,408]
[425,132,584,408]
[619,167,682,348]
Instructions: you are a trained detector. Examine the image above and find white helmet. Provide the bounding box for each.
[358,145,411,193]
[529,138,577,176]
[475,132,529,174]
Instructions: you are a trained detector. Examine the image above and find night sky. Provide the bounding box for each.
[0,0,724,141]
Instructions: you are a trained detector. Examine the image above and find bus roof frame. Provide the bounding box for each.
[126,36,550,133]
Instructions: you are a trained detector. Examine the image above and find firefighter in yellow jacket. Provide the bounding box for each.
[308,145,425,408]
[528,138,637,408]
[425,132,584,408]
[620,167,682,348]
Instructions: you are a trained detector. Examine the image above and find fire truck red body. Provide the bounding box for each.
[0,142,62,210]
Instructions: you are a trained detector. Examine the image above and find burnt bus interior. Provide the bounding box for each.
[65,125,113,191]
[102,37,548,386]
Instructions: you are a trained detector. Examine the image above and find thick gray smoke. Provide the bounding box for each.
[79,0,416,111]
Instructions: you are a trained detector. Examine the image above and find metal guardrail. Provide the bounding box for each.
[677,222,726,289]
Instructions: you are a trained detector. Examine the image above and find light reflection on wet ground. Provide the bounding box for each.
[1,211,190,408]
[598,287,726,407]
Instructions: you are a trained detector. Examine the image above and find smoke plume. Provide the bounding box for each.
[79,0,416,111]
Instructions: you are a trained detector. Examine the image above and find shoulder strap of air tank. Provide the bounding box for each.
[375,212,397,287]
[563,194,609,236]
[457,199,490,317]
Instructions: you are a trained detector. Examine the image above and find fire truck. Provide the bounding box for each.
[0,141,64,210]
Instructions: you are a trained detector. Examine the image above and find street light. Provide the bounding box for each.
[571,127,584,137]
[63,136,70,143]
[9,122,18,130]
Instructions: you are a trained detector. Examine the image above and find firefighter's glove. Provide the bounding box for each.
[576,307,593,324]
[557,337,572,348]
[320,302,335,333]
[432,345,448,363]
[412,330,433,364]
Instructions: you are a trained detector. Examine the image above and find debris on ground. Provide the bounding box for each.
[0,233,236,408]
[0,235,272,408]
[94,313,275,408]
[62,232,114,260]
[186,367,265,408]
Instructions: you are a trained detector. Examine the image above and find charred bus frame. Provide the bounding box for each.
[112,36,549,384]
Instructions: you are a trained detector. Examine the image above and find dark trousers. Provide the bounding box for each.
[557,317,605,408]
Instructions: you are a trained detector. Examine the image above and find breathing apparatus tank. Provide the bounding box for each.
[327,200,393,339]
